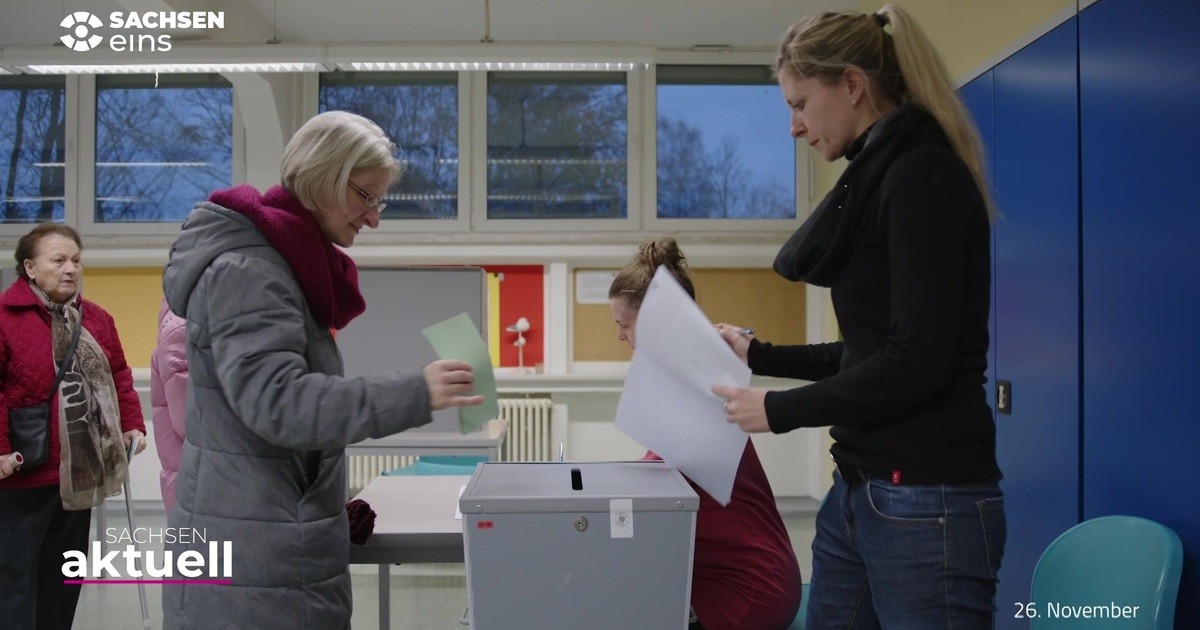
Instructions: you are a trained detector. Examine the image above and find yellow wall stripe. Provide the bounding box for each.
[83,267,164,369]
[487,272,501,367]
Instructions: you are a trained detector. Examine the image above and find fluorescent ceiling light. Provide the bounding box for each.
[0,67,17,75]
[22,62,324,74]
[338,61,649,72]
[95,161,213,167]
[329,44,654,73]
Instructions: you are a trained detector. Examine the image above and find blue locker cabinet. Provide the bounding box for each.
[1080,0,1200,624]
[961,18,1083,629]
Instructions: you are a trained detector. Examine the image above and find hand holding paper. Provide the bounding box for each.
[712,385,770,433]
[614,267,751,505]
[422,313,500,433]
[424,360,486,410]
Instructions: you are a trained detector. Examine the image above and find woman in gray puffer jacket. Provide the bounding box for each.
[161,111,483,629]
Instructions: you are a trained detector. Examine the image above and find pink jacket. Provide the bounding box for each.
[149,299,187,515]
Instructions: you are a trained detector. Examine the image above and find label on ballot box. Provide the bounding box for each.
[459,462,699,630]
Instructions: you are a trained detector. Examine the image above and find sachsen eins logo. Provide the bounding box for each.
[59,11,104,52]
[58,10,225,53]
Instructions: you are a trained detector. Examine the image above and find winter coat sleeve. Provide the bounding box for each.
[0,328,10,455]
[158,314,189,439]
[201,254,433,450]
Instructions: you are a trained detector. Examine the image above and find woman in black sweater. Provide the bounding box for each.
[713,4,1005,628]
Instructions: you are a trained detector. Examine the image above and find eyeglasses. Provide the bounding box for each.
[347,180,387,213]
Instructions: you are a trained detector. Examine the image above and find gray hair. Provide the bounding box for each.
[280,111,403,214]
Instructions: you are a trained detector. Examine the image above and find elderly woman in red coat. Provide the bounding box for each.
[0,222,146,629]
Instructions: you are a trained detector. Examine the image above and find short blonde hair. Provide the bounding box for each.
[280,111,403,214]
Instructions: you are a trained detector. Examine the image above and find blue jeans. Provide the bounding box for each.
[806,470,1006,629]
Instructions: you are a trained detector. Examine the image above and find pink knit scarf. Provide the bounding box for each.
[209,185,365,330]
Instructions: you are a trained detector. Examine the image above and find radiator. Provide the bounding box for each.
[498,397,555,462]
[347,397,556,494]
[348,455,417,495]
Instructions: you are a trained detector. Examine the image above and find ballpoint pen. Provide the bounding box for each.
[737,328,754,336]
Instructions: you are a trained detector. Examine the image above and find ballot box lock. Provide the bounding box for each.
[574,516,588,532]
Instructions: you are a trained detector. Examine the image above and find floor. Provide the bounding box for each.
[72,502,818,630]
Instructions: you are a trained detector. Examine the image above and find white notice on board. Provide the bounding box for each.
[575,270,620,304]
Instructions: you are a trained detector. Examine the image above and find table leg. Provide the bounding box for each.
[378,563,389,630]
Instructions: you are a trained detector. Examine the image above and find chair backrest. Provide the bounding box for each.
[1031,515,1183,629]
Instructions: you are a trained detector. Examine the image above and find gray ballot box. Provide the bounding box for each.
[459,461,700,630]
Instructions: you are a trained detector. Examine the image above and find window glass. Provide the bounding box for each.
[657,65,795,219]
[95,74,233,222]
[0,76,66,223]
[320,72,459,220]
[487,72,627,219]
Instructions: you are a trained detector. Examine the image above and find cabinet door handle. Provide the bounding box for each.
[997,380,1012,415]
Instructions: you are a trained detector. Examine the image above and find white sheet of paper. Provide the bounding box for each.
[614,266,751,505]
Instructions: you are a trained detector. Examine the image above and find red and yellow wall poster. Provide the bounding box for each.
[482,265,544,370]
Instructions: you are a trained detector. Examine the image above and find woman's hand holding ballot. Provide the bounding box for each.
[712,322,769,432]
[714,322,752,365]
[712,385,770,433]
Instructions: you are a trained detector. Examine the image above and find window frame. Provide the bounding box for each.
[80,73,237,236]
[0,74,73,237]
[470,69,643,233]
[1,55,813,244]
[643,60,812,234]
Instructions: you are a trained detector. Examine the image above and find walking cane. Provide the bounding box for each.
[123,435,152,630]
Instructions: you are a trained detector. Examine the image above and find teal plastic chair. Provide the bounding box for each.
[785,583,809,629]
[1031,515,1182,629]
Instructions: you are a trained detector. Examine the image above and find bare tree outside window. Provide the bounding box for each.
[0,77,66,223]
[487,72,627,219]
[657,66,795,220]
[94,74,232,223]
[319,72,458,220]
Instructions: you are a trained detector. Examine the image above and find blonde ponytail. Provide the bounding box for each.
[776,4,997,221]
[880,5,997,220]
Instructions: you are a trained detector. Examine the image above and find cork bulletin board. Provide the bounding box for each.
[572,268,808,362]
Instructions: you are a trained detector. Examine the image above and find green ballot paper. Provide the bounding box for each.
[421,312,500,433]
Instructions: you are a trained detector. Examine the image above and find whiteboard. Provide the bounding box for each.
[337,267,488,432]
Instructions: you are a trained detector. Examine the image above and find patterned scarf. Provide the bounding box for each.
[208,185,366,330]
[30,283,128,510]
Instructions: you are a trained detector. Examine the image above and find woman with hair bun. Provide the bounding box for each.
[610,237,802,630]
